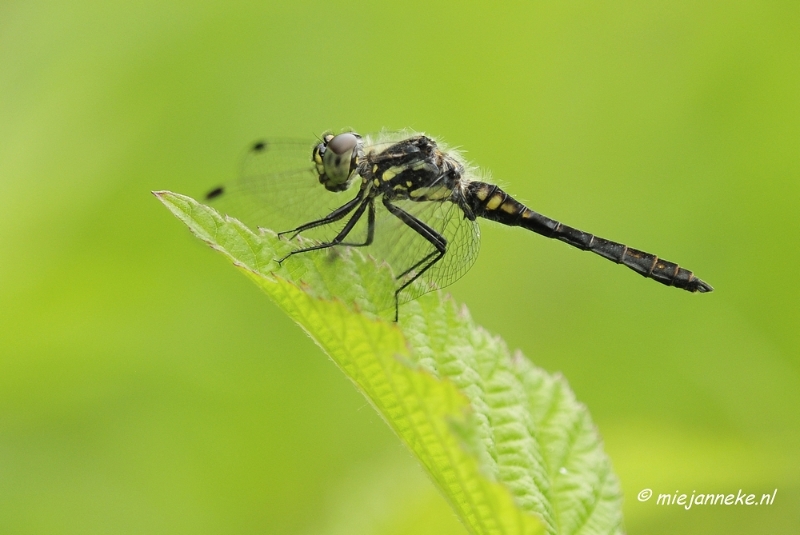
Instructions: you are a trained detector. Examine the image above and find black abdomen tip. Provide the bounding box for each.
[693,278,714,293]
[205,186,224,200]
[251,140,267,152]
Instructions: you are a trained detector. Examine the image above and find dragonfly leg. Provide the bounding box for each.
[277,198,370,263]
[340,200,376,247]
[382,198,447,321]
[277,192,364,240]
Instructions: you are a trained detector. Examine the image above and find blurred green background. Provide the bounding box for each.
[2,1,798,533]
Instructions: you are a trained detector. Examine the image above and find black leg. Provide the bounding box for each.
[396,249,441,281]
[278,198,371,263]
[382,198,448,321]
[340,200,376,247]
[278,192,364,240]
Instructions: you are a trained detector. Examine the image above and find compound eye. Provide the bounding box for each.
[327,133,359,155]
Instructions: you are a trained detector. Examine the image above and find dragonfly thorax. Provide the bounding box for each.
[313,132,363,192]
[359,135,465,205]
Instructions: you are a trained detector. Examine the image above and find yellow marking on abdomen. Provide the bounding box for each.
[500,201,517,214]
[486,194,504,210]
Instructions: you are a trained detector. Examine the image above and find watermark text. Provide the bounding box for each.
[637,488,777,510]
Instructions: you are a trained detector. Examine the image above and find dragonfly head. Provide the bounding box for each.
[313,132,362,192]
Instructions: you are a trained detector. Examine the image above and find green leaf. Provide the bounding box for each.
[155,191,624,535]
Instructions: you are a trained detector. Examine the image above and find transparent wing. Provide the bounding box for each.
[205,139,360,236]
[368,192,481,304]
[206,137,481,308]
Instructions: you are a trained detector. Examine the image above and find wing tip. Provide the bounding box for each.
[205,186,224,200]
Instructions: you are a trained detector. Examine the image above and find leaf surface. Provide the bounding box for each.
[156,191,624,535]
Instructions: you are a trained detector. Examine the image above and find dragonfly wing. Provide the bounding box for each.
[205,139,360,236]
[369,192,480,303]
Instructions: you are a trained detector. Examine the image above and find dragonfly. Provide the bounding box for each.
[206,130,713,320]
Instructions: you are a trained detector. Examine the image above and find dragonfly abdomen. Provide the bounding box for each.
[466,181,713,293]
